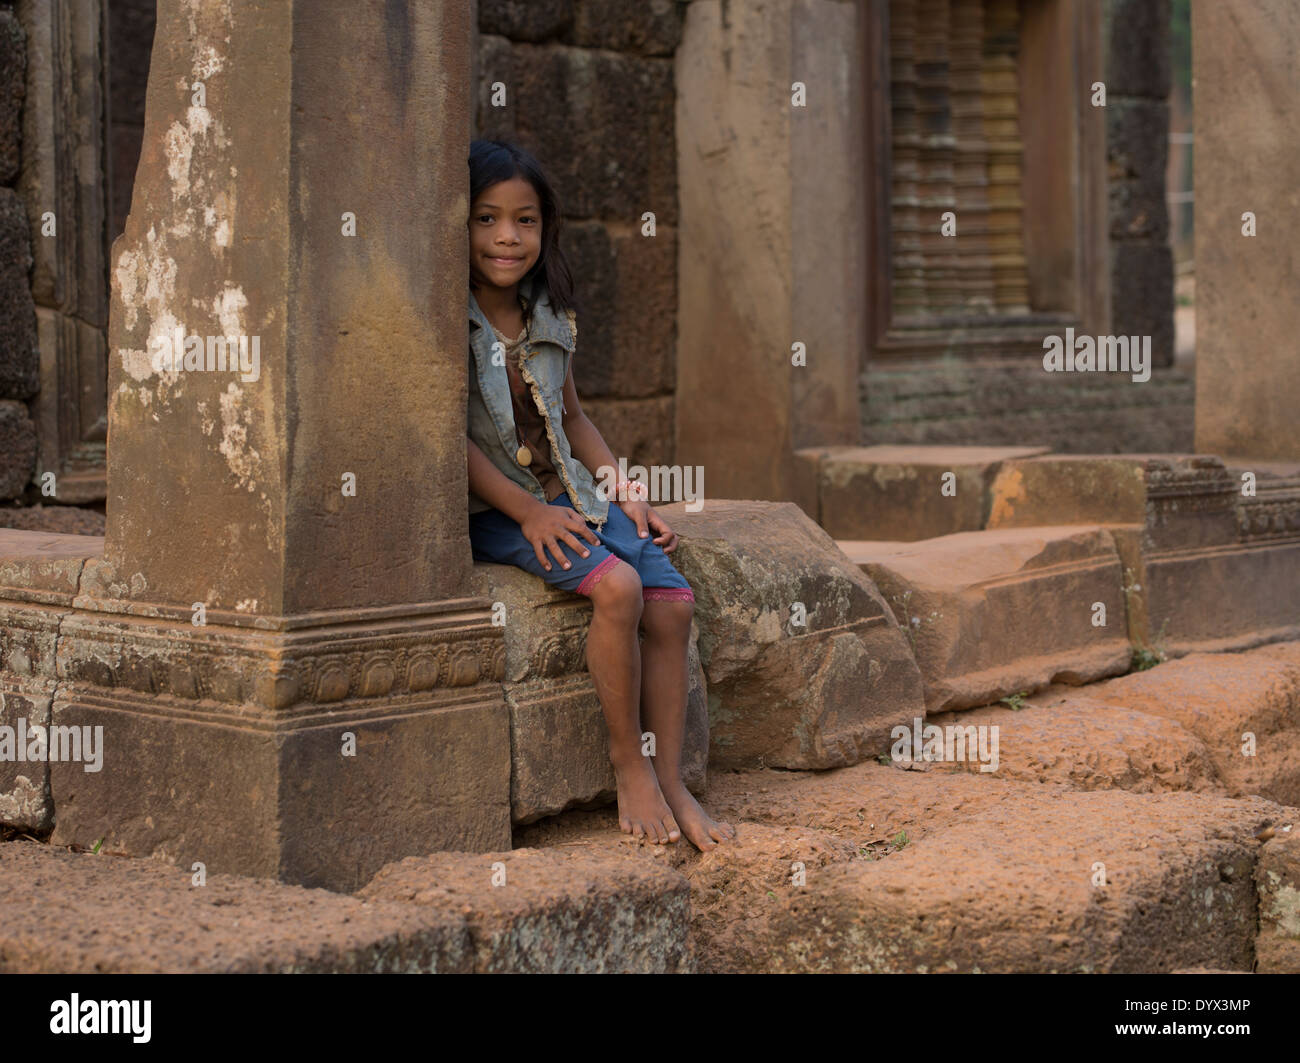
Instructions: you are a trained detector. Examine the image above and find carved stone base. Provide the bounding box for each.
[0,565,512,891]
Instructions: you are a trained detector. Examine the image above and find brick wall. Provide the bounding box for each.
[474,0,683,469]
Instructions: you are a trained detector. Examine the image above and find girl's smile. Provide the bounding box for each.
[469,176,543,292]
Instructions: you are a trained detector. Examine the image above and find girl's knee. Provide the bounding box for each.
[587,560,643,617]
[641,597,693,639]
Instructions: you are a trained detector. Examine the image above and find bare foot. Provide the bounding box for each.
[660,781,736,852]
[614,757,680,844]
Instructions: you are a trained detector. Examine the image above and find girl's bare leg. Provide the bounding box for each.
[639,598,736,851]
[585,563,680,843]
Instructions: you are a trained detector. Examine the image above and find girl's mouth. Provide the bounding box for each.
[489,256,523,266]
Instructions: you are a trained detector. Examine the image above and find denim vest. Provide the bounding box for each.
[467,274,611,529]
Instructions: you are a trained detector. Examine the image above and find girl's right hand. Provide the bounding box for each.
[520,501,602,572]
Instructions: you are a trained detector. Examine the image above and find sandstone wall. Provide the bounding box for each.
[474,0,682,471]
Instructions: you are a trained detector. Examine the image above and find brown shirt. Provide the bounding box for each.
[491,321,567,504]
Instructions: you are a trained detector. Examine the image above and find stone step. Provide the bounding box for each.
[793,444,1051,542]
[516,765,1296,974]
[0,837,691,973]
[840,525,1132,712]
[653,500,925,769]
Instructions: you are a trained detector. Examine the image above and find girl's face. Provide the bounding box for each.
[468,177,543,291]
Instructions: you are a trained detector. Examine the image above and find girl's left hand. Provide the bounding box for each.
[618,499,679,553]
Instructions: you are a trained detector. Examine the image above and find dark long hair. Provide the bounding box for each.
[468,139,578,320]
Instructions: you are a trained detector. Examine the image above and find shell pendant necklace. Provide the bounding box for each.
[503,294,532,467]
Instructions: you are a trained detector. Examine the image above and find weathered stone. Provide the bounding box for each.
[0,187,38,401]
[654,500,925,769]
[1105,0,1171,99]
[987,454,1300,654]
[846,526,1131,712]
[808,444,1051,541]
[0,9,23,183]
[0,399,36,496]
[741,788,1268,973]
[0,839,473,973]
[1110,240,1174,369]
[1088,642,1300,807]
[1107,98,1170,241]
[0,503,105,535]
[0,528,99,603]
[1256,828,1300,973]
[0,677,53,830]
[573,0,682,56]
[1192,0,1299,460]
[480,45,676,225]
[359,844,693,973]
[469,559,707,823]
[478,0,573,42]
[579,396,675,472]
[861,358,1194,454]
[924,694,1220,793]
[676,0,863,501]
[518,762,1286,973]
[42,1,516,887]
[563,221,676,399]
[987,454,1149,528]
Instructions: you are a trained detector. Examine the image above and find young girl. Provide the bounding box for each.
[464,139,735,853]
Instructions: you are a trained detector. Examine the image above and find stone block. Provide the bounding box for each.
[655,500,925,769]
[923,694,1220,794]
[731,788,1266,973]
[0,674,54,830]
[478,0,573,42]
[1256,828,1300,973]
[480,45,676,225]
[1193,0,1300,460]
[1107,98,1170,241]
[0,839,473,973]
[0,188,38,401]
[573,0,683,56]
[579,396,675,471]
[0,9,23,184]
[846,525,1131,712]
[0,400,35,497]
[1088,642,1300,807]
[1105,0,1171,99]
[563,220,675,399]
[811,444,1052,541]
[986,454,1300,653]
[1111,240,1174,369]
[0,528,101,603]
[521,763,1283,973]
[359,844,693,972]
[469,559,708,823]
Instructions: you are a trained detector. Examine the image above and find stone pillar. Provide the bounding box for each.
[1192,0,1300,461]
[675,0,865,503]
[47,0,511,891]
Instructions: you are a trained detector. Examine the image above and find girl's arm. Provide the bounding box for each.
[560,364,619,492]
[467,436,546,524]
[560,363,679,552]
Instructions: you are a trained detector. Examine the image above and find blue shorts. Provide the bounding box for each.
[468,494,694,601]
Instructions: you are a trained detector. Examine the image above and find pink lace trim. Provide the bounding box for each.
[577,555,622,595]
[643,587,695,602]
